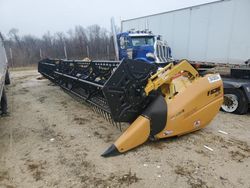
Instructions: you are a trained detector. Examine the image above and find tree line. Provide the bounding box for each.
[2,25,116,67]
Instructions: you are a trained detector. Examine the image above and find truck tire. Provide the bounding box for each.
[5,70,10,85]
[0,88,7,115]
[221,88,248,114]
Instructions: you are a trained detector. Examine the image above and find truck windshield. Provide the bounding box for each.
[131,37,154,46]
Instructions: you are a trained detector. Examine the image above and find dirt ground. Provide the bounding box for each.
[0,68,249,188]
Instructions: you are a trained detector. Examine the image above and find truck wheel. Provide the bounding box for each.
[221,88,248,114]
[0,88,8,115]
[5,70,10,85]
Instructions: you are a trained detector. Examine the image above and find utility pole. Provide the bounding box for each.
[39,48,43,59]
[86,45,90,57]
[63,39,68,59]
[9,48,14,67]
[107,45,110,60]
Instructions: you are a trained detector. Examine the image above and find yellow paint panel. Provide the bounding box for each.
[114,116,150,153]
[156,74,223,139]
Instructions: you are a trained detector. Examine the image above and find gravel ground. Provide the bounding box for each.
[0,69,249,188]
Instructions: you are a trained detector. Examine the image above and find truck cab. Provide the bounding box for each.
[116,30,172,64]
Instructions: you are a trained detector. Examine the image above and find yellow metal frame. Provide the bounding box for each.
[144,60,199,97]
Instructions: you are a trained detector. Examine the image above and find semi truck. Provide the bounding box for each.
[114,30,172,64]
[111,18,172,64]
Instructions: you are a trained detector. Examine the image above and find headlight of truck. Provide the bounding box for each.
[126,49,133,59]
[246,86,250,93]
[146,53,156,61]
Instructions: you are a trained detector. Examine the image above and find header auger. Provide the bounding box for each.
[38,59,223,157]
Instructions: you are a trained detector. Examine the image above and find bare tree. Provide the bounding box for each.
[4,25,115,67]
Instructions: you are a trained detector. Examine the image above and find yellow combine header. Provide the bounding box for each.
[38,59,223,157]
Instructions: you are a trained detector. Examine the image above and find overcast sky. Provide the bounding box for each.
[0,0,217,37]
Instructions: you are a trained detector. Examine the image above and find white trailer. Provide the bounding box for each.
[0,33,10,115]
[122,0,250,65]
